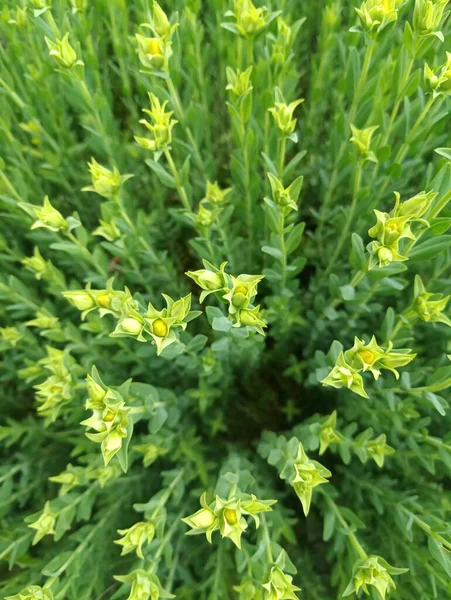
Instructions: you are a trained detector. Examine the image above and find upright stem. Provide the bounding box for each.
[322,492,368,561]
[164,149,191,211]
[323,162,362,278]
[318,43,374,235]
[278,136,287,181]
[166,77,206,174]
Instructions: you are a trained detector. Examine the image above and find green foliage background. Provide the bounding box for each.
[1,0,451,599]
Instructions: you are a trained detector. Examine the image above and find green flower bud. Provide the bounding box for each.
[291,443,330,515]
[186,269,224,291]
[196,203,213,228]
[367,434,395,467]
[114,570,174,600]
[227,0,269,37]
[343,556,408,599]
[115,521,156,559]
[5,585,54,600]
[45,33,83,69]
[0,326,23,347]
[22,247,48,278]
[19,196,67,232]
[355,0,403,34]
[135,34,166,70]
[153,1,171,39]
[93,219,121,241]
[118,317,144,336]
[267,173,304,213]
[413,0,449,37]
[82,158,133,199]
[425,52,451,95]
[28,502,57,545]
[205,180,232,205]
[225,66,253,96]
[262,567,301,600]
[321,352,369,398]
[269,99,304,137]
[350,124,379,162]
[318,411,344,455]
[238,306,267,329]
[63,291,96,312]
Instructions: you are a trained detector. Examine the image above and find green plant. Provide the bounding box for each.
[1,0,451,599]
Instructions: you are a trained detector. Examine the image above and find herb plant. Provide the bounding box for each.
[1,1,451,599]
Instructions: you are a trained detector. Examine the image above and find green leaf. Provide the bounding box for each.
[285,222,305,255]
[145,159,176,188]
[428,537,451,577]
[261,245,283,259]
[42,551,72,577]
[350,233,366,270]
[408,236,451,262]
[429,218,451,235]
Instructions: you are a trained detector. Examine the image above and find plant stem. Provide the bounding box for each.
[324,162,362,278]
[317,43,374,237]
[322,491,368,560]
[163,149,191,211]
[278,136,286,181]
[166,76,205,174]
[66,232,105,277]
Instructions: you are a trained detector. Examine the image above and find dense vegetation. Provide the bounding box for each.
[1,1,451,599]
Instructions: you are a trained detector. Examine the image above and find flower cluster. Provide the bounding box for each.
[343,555,408,600]
[135,93,178,155]
[368,190,436,267]
[182,492,276,548]
[81,367,131,467]
[64,280,199,355]
[322,336,416,398]
[187,260,267,333]
[135,1,178,73]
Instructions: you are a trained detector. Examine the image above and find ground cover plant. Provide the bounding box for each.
[1,0,451,598]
